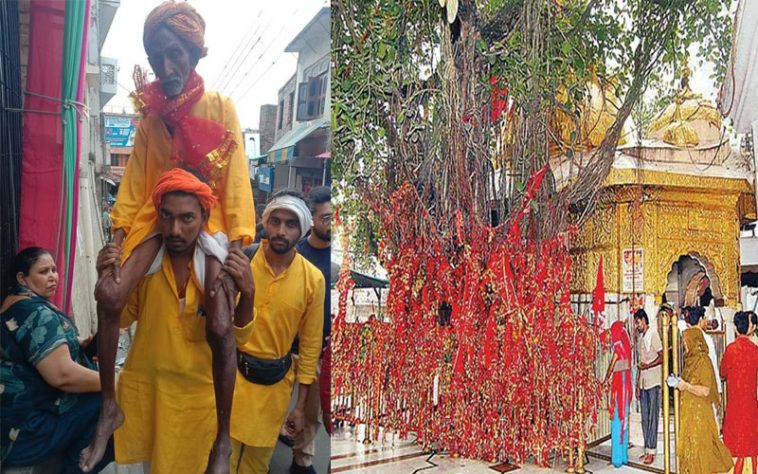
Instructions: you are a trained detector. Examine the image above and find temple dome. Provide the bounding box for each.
[646,66,722,147]
[550,73,633,157]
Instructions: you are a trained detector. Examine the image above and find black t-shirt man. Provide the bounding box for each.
[295,238,330,351]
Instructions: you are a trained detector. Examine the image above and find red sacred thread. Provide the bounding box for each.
[332,170,606,464]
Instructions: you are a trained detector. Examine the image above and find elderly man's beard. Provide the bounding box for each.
[161,74,185,97]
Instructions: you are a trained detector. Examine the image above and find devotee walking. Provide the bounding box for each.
[720,311,758,474]
[287,186,331,474]
[232,190,325,474]
[749,311,758,347]
[81,2,255,472]
[683,306,722,396]
[605,321,632,468]
[90,169,254,473]
[675,327,732,474]
[634,309,662,465]
[1,248,113,472]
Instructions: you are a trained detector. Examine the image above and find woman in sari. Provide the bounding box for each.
[605,321,633,468]
[675,327,733,474]
[1,247,113,472]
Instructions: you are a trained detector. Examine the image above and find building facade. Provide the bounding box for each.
[257,6,331,197]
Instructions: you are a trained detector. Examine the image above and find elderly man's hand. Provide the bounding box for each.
[223,248,254,298]
[96,243,122,282]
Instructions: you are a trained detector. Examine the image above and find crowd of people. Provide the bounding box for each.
[1,2,330,473]
[606,305,758,474]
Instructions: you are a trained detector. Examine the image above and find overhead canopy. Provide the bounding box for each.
[350,270,389,289]
[329,261,389,289]
[267,121,328,163]
[719,0,758,133]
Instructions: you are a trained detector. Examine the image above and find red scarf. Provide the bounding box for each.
[610,321,633,440]
[130,70,235,186]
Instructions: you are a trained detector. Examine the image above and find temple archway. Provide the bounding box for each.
[663,253,724,310]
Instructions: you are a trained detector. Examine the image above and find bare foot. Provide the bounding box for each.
[205,437,232,474]
[80,399,124,472]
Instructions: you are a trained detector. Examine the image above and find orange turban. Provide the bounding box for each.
[152,168,218,212]
[143,1,207,58]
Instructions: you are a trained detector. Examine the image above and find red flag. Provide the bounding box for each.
[592,256,605,327]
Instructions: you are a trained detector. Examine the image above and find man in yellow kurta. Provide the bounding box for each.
[95,169,255,473]
[84,2,254,472]
[231,191,324,473]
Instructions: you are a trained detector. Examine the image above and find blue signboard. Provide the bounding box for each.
[104,115,138,148]
[256,166,274,192]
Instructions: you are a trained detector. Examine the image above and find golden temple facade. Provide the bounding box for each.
[568,70,756,310]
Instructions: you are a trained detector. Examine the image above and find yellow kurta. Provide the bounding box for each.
[231,245,325,448]
[114,254,215,471]
[111,91,255,261]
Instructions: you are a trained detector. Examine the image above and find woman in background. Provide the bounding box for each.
[0,247,113,472]
[605,321,633,468]
[675,327,732,474]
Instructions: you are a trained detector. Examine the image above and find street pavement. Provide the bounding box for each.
[269,382,331,474]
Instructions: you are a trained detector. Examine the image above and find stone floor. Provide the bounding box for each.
[330,425,656,474]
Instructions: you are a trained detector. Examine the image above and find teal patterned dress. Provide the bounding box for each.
[0,285,96,464]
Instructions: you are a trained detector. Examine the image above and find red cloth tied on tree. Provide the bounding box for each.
[610,321,633,439]
[592,257,605,328]
[130,70,235,186]
[489,76,509,122]
[151,167,219,212]
[508,164,550,237]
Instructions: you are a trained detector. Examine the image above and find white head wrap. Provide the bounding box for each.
[262,195,313,240]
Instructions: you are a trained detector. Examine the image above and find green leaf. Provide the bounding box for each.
[515,179,526,193]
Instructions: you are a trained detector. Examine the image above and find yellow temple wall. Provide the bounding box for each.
[570,171,750,308]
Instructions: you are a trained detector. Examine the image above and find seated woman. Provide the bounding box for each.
[1,247,113,472]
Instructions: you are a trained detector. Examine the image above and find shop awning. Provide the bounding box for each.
[316,151,331,159]
[267,120,328,163]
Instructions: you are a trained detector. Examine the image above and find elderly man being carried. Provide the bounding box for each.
[80,2,254,472]
[88,169,255,473]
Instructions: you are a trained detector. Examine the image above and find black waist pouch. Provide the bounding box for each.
[237,350,292,385]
